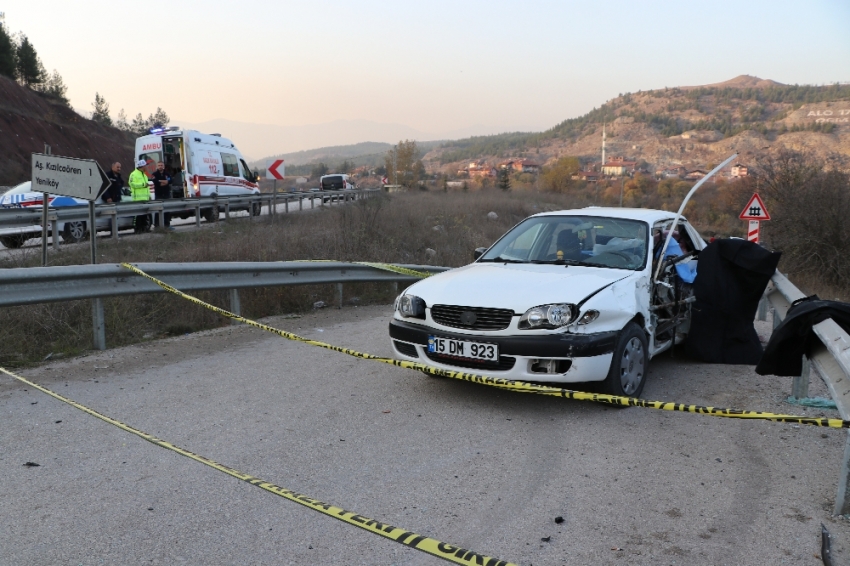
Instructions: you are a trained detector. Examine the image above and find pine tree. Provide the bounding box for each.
[15,35,45,87]
[115,109,130,131]
[497,167,512,191]
[0,23,16,79]
[131,112,147,136]
[39,69,69,104]
[91,92,112,125]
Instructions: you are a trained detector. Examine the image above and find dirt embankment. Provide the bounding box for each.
[0,76,135,186]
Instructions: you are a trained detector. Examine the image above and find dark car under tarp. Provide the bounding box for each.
[684,239,781,364]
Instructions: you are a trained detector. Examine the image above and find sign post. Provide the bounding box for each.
[41,145,50,266]
[739,193,771,245]
[31,153,111,264]
[267,159,284,218]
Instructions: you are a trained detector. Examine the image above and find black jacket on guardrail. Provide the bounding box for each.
[756,296,850,376]
[685,239,781,364]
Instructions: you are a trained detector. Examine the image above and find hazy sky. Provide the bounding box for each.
[5,0,850,136]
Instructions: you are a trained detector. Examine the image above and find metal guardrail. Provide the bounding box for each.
[0,188,381,233]
[763,271,850,514]
[0,260,448,350]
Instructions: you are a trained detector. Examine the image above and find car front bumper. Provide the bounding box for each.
[389,319,618,383]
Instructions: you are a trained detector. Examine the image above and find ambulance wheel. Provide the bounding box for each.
[251,201,262,216]
[202,208,217,223]
[62,221,87,243]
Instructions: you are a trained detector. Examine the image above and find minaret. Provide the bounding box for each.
[602,123,606,168]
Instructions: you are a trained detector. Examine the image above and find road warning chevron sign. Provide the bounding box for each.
[266,159,285,180]
[739,193,771,220]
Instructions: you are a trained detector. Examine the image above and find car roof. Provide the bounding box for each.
[2,181,32,195]
[533,206,682,223]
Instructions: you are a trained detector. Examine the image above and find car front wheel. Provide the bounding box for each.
[62,221,87,243]
[602,322,648,399]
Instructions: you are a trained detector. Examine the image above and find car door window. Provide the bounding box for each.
[221,153,239,177]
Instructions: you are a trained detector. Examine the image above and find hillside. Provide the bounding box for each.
[428,76,850,172]
[0,75,135,186]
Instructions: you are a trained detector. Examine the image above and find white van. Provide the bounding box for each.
[135,128,261,221]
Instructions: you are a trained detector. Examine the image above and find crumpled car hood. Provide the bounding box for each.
[406,263,635,313]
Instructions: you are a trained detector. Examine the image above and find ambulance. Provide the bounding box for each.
[134,128,261,221]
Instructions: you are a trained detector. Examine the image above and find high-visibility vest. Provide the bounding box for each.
[129,168,150,201]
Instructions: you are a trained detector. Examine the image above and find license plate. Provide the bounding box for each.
[427,335,499,362]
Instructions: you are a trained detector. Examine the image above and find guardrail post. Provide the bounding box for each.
[92,298,106,350]
[50,218,59,250]
[109,212,118,241]
[835,433,850,515]
[229,289,241,324]
[791,355,810,399]
[299,196,303,211]
[285,197,289,213]
[224,199,230,221]
[772,307,781,331]
[195,202,201,227]
[337,283,343,309]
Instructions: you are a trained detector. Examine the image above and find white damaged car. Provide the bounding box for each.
[389,208,704,397]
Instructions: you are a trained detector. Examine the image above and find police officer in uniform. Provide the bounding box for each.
[129,159,151,233]
[151,161,174,230]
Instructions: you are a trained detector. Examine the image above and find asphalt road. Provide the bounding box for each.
[1,304,847,565]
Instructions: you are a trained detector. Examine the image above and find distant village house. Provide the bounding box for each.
[601,156,637,177]
[499,158,541,174]
[731,164,749,178]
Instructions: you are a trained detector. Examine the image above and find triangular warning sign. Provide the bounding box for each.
[739,193,771,220]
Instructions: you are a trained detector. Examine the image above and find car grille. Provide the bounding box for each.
[393,340,419,358]
[430,305,514,331]
[423,350,516,372]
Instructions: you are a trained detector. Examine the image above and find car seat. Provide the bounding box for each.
[556,229,583,260]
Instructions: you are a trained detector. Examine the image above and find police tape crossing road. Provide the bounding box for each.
[122,261,850,429]
[0,365,515,566]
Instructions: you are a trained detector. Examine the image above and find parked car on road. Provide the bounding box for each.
[389,207,705,397]
[0,181,136,246]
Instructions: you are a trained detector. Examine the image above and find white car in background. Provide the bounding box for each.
[0,181,136,246]
[389,208,705,397]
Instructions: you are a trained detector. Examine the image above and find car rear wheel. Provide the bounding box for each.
[0,235,26,248]
[602,322,648,399]
[62,221,87,243]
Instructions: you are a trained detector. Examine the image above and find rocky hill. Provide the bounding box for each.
[0,76,135,186]
[428,75,850,173]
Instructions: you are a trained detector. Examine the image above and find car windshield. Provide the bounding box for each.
[479,214,649,270]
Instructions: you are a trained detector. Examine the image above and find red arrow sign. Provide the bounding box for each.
[266,159,285,180]
[739,193,771,220]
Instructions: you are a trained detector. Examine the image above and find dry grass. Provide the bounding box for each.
[0,191,573,365]
[4,187,837,366]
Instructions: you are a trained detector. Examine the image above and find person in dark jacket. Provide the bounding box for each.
[102,162,123,204]
[151,161,173,230]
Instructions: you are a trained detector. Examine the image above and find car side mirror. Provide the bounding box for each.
[473,247,487,260]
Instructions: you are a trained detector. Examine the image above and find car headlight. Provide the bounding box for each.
[518,303,575,329]
[398,294,426,319]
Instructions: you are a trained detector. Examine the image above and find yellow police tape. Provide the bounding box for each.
[0,364,514,566]
[121,262,850,429]
[294,259,435,279]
